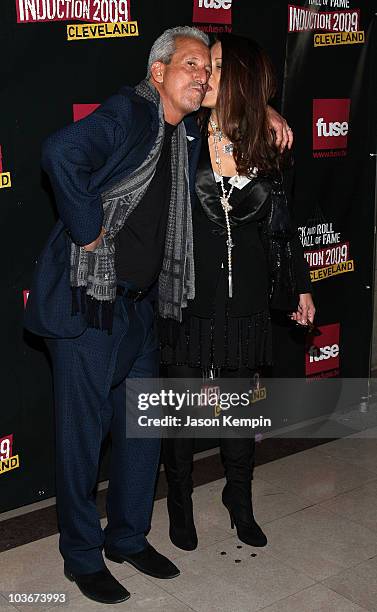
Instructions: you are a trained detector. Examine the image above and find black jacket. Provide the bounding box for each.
[187,136,311,317]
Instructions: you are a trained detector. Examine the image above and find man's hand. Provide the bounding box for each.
[83,227,106,252]
[290,293,316,326]
[267,105,293,152]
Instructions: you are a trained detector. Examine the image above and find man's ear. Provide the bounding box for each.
[150,61,165,84]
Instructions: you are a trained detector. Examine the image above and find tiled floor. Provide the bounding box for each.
[1,433,377,611]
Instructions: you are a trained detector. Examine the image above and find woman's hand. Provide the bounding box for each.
[267,105,294,152]
[290,293,316,326]
[83,227,106,252]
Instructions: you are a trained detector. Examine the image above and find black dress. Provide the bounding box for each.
[159,138,311,371]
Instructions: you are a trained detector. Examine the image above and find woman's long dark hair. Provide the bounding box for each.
[200,33,284,176]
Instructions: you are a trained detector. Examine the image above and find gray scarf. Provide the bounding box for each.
[70,79,195,330]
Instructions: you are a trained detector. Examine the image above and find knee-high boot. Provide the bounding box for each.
[163,436,198,550]
[220,436,267,547]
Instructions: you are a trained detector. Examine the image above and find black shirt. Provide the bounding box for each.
[188,176,270,317]
[115,121,176,288]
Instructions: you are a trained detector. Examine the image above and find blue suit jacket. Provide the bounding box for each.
[24,87,202,338]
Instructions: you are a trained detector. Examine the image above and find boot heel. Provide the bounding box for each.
[229,512,235,530]
[224,502,235,529]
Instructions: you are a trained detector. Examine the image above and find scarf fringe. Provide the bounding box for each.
[71,287,114,334]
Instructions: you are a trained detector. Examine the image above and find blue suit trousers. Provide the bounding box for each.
[46,287,160,574]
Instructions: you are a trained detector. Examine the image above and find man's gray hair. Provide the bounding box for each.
[147,26,210,77]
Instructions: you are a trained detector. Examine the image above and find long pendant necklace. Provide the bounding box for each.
[209,117,237,298]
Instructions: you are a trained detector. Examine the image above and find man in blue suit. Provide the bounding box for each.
[25,26,212,605]
[25,25,291,605]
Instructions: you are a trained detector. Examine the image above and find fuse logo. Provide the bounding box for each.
[306,323,340,377]
[316,118,348,138]
[193,0,232,24]
[313,99,350,156]
[308,343,339,362]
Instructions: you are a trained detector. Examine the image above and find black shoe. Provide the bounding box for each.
[222,486,267,548]
[167,493,198,551]
[105,543,180,579]
[64,565,130,604]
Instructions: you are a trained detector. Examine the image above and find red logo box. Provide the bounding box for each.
[313,99,350,151]
[193,0,232,24]
[306,323,340,376]
[73,104,100,122]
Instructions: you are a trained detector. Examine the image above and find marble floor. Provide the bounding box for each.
[1,430,377,611]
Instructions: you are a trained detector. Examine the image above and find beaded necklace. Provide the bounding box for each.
[209,117,238,298]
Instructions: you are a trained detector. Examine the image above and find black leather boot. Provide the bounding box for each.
[220,437,267,547]
[163,436,198,551]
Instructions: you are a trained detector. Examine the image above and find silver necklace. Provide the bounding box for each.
[209,117,237,298]
[209,118,234,155]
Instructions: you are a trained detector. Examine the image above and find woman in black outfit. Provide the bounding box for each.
[160,34,315,551]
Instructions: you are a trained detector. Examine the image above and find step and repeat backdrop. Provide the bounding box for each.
[1,0,376,512]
